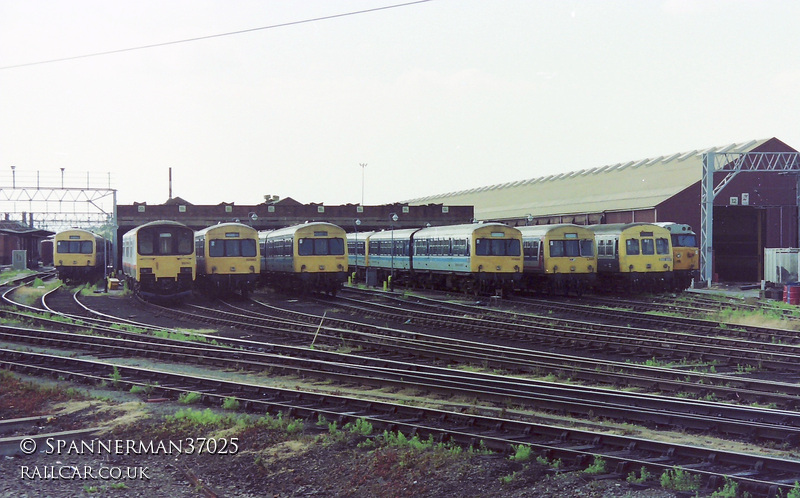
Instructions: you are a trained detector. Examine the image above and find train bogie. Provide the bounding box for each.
[195,222,260,298]
[53,229,110,284]
[260,222,348,295]
[122,220,195,300]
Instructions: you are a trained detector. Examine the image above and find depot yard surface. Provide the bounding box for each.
[0,370,681,498]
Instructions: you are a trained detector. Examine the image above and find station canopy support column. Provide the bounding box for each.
[701,151,800,286]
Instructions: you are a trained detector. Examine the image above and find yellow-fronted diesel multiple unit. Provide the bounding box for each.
[260,222,348,295]
[122,220,195,299]
[518,224,596,295]
[195,222,260,297]
[53,228,110,283]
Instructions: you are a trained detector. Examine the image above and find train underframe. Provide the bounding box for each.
[596,271,675,294]
[520,272,597,296]
[196,273,260,299]
[359,267,520,296]
[262,271,347,296]
[127,273,193,301]
[56,265,105,285]
[672,269,698,291]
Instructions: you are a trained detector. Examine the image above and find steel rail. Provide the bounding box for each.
[2,349,799,496]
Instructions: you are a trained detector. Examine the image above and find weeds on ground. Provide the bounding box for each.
[583,455,607,474]
[178,391,202,404]
[659,466,702,492]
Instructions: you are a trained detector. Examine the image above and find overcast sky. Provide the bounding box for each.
[1,0,798,208]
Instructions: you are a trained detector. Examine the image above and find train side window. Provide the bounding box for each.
[475,239,488,256]
[580,239,594,257]
[626,239,640,255]
[415,239,428,256]
[507,239,520,256]
[656,238,670,255]
[641,238,655,255]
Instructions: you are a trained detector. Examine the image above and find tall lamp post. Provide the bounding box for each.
[354,219,361,276]
[389,212,398,290]
[359,163,367,206]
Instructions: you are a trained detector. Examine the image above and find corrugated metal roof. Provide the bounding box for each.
[406,139,771,220]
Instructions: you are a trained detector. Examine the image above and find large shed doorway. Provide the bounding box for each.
[713,206,765,282]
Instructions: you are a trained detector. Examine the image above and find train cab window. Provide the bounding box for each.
[299,238,345,256]
[550,240,581,257]
[476,238,521,256]
[656,238,670,255]
[209,240,224,257]
[158,234,174,255]
[177,233,193,254]
[672,234,697,247]
[641,238,655,255]
[626,239,640,255]
[242,239,257,257]
[329,238,345,255]
[225,240,242,257]
[580,239,594,257]
[138,233,155,255]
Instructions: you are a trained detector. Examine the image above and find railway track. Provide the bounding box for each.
[6,282,800,495]
[3,322,800,445]
[40,286,798,412]
[2,347,800,496]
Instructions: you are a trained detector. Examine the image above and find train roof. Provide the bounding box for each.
[363,228,421,241]
[652,222,695,234]
[588,223,671,235]
[517,224,594,237]
[123,220,192,237]
[414,222,519,238]
[195,222,257,237]
[259,221,346,239]
[54,228,105,238]
[346,230,377,240]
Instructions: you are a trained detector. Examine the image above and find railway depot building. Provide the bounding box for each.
[406,137,800,283]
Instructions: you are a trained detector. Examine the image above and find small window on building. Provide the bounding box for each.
[402,206,409,213]
[137,205,146,213]
[268,205,275,213]
[357,205,364,213]
[225,205,233,213]
[317,206,325,213]
[442,206,449,213]
[179,205,186,213]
